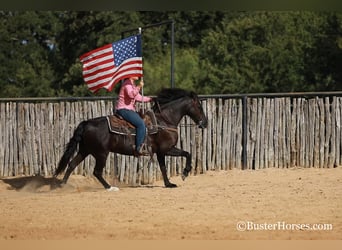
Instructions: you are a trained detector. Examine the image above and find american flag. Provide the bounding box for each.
[79,35,143,93]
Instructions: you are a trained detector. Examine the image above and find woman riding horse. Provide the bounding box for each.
[54,88,207,191]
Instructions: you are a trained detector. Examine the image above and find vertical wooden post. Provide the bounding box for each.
[242,96,248,170]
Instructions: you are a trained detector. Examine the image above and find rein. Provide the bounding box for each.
[157,125,178,133]
[179,123,197,127]
[154,100,176,126]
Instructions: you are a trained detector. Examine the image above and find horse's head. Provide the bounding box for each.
[153,88,208,129]
[187,92,208,129]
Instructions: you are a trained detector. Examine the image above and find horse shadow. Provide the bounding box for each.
[0,175,63,192]
[1,175,170,192]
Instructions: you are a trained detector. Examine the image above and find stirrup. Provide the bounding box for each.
[133,143,152,157]
[140,143,151,155]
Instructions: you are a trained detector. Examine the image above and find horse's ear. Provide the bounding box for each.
[190,91,198,99]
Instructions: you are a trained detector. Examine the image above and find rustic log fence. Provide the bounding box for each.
[0,92,341,185]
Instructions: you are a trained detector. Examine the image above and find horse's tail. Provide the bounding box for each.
[54,121,86,177]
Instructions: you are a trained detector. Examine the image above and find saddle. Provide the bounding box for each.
[106,109,158,136]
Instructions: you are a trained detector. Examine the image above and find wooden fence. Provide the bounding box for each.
[245,96,341,169]
[0,93,341,185]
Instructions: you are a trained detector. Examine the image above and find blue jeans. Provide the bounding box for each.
[116,109,146,151]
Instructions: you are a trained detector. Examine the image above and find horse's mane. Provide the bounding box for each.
[154,88,195,105]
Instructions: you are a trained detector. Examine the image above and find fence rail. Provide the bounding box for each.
[1,92,341,185]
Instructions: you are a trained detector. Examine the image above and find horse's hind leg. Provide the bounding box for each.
[93,153,113,190]
[62,152,87,184]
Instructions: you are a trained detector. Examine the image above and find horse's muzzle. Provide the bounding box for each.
[198,118,208,129]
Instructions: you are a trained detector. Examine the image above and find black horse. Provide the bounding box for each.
[54,88,207,190]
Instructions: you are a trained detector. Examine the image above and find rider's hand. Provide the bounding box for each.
[139,80,144,88]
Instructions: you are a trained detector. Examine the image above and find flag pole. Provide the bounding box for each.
[138,27,145,115]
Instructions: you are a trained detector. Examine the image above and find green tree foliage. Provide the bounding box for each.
[0,11,341,97]
[303,12,342,91]
[0,11,61,97]
[198,11,342,94]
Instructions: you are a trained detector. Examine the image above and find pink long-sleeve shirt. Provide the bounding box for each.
[115,78,152,111]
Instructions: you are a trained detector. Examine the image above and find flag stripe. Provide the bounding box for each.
[84,66,143,85]
[82,59,114,73]
[82,54,114,69]
[83,58,142,79]
[80,49,114,63]
[88,70,143,92]
[79,44,113,61]
[87,66,143,88]
[83,64,116,81]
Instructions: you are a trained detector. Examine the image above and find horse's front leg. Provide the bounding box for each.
[156,152,177,188]
[166,147,192,181]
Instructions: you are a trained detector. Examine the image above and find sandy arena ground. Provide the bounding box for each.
[0,167,341,240]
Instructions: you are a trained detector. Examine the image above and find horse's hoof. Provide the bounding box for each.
[106,186,120,192]
[182,171,189,181]
[165,183,177,188]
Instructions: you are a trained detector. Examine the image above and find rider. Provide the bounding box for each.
[115,76,152,157]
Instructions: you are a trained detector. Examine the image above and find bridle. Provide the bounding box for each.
[154,98,206,129]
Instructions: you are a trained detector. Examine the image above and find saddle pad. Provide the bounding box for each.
[106,115,136,135]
